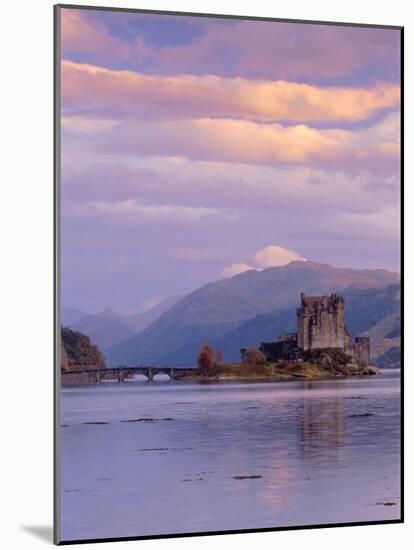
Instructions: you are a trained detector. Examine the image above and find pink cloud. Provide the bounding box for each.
[255,245,306,267]
[221,245,306,278]
[61,60,399,123]
[60,8,130,59]
[60,9,400,81]
[221,263,255,278]
[147,20,400,80]
[62,113,399,172]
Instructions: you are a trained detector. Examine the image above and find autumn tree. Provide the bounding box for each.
[197,343,221,376]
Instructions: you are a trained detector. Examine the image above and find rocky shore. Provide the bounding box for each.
[61,326,107,385]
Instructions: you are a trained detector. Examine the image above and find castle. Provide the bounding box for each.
[241,292,371,366]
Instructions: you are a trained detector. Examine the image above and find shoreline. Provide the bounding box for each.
[181,361,379,383]
[61,362,380,386]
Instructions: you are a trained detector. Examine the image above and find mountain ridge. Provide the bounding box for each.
[69,295,183,351]
[106,260,400,367]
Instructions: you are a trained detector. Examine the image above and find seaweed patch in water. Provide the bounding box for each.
[82,422,109,426]
[121,418,174,423]
[181,477,204,482]
[344,396,366,400]
[232,475,263,480]
[138,447,193,452]
[348,413,374,418]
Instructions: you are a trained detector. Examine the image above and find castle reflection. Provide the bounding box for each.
[298,382,347,455]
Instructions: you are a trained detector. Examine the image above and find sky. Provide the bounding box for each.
[60,8,401,314]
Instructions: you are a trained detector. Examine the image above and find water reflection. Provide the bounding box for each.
[60,373,401,540]
[299,389,347,456]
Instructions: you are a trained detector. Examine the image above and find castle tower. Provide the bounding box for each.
[297,293,347,351]
[352,337,371,366]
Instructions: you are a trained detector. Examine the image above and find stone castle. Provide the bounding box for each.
[241,292,371,366]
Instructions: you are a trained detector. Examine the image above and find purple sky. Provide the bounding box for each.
[60,8,401,314]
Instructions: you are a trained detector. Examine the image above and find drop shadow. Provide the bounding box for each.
[21,525,54,543]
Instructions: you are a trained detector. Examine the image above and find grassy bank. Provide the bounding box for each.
[183,360,379,382]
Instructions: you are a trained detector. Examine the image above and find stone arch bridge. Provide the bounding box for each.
[62,366,194,384]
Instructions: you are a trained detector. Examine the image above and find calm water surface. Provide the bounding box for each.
[60,370,401,541]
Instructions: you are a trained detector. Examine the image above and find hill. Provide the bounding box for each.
[70,295,183,351]
[61,326,106,370]
[123,295,183,333]
[357,285,401,367]
[106,260,399,367]
[70,308,135,351]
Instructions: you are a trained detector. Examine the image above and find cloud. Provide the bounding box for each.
[142,19,400,81]
[60,10,400,82]
[61,60,400,123]
[61,115,120,134]
[221,245,305,278]
[59,9,401,313]
[62,112,400,172]
[60,8,130,59]
[255,245,306,268]
[84,199,237,225]
[221,263,256,278]
[338,204,400,240]
[61,151,398,219]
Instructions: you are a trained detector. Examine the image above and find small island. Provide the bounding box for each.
[184,346,378,383]
[185,292,379,382]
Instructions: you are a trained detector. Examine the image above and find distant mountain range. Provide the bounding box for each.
[61,306,88,326]
[69,308,135,351]
[105,260,400,367]
[124,295,183,333]
[67,295,183,351]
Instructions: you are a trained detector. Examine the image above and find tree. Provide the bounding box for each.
[197,344,215,376]
[215,349,223,364]
[245,348,267,365]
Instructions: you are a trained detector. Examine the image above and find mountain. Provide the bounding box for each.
[69,295,183,351]
[123,295,183,333]
[375,347,401,369]
[210,283,401,366]
[211,308,297,362]
[106,260,399,367]
[70,308,135,351]
[358,285,401,367]
[61,306,88,326]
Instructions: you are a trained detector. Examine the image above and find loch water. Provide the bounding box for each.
[60,370,401,541]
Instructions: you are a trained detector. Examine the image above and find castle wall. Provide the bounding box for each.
[344,327,352,356]
[242,293,371,365]
[297,310,306,349]
[352,337,371,366]
[297,294,347,351]
[259,334,301,362]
